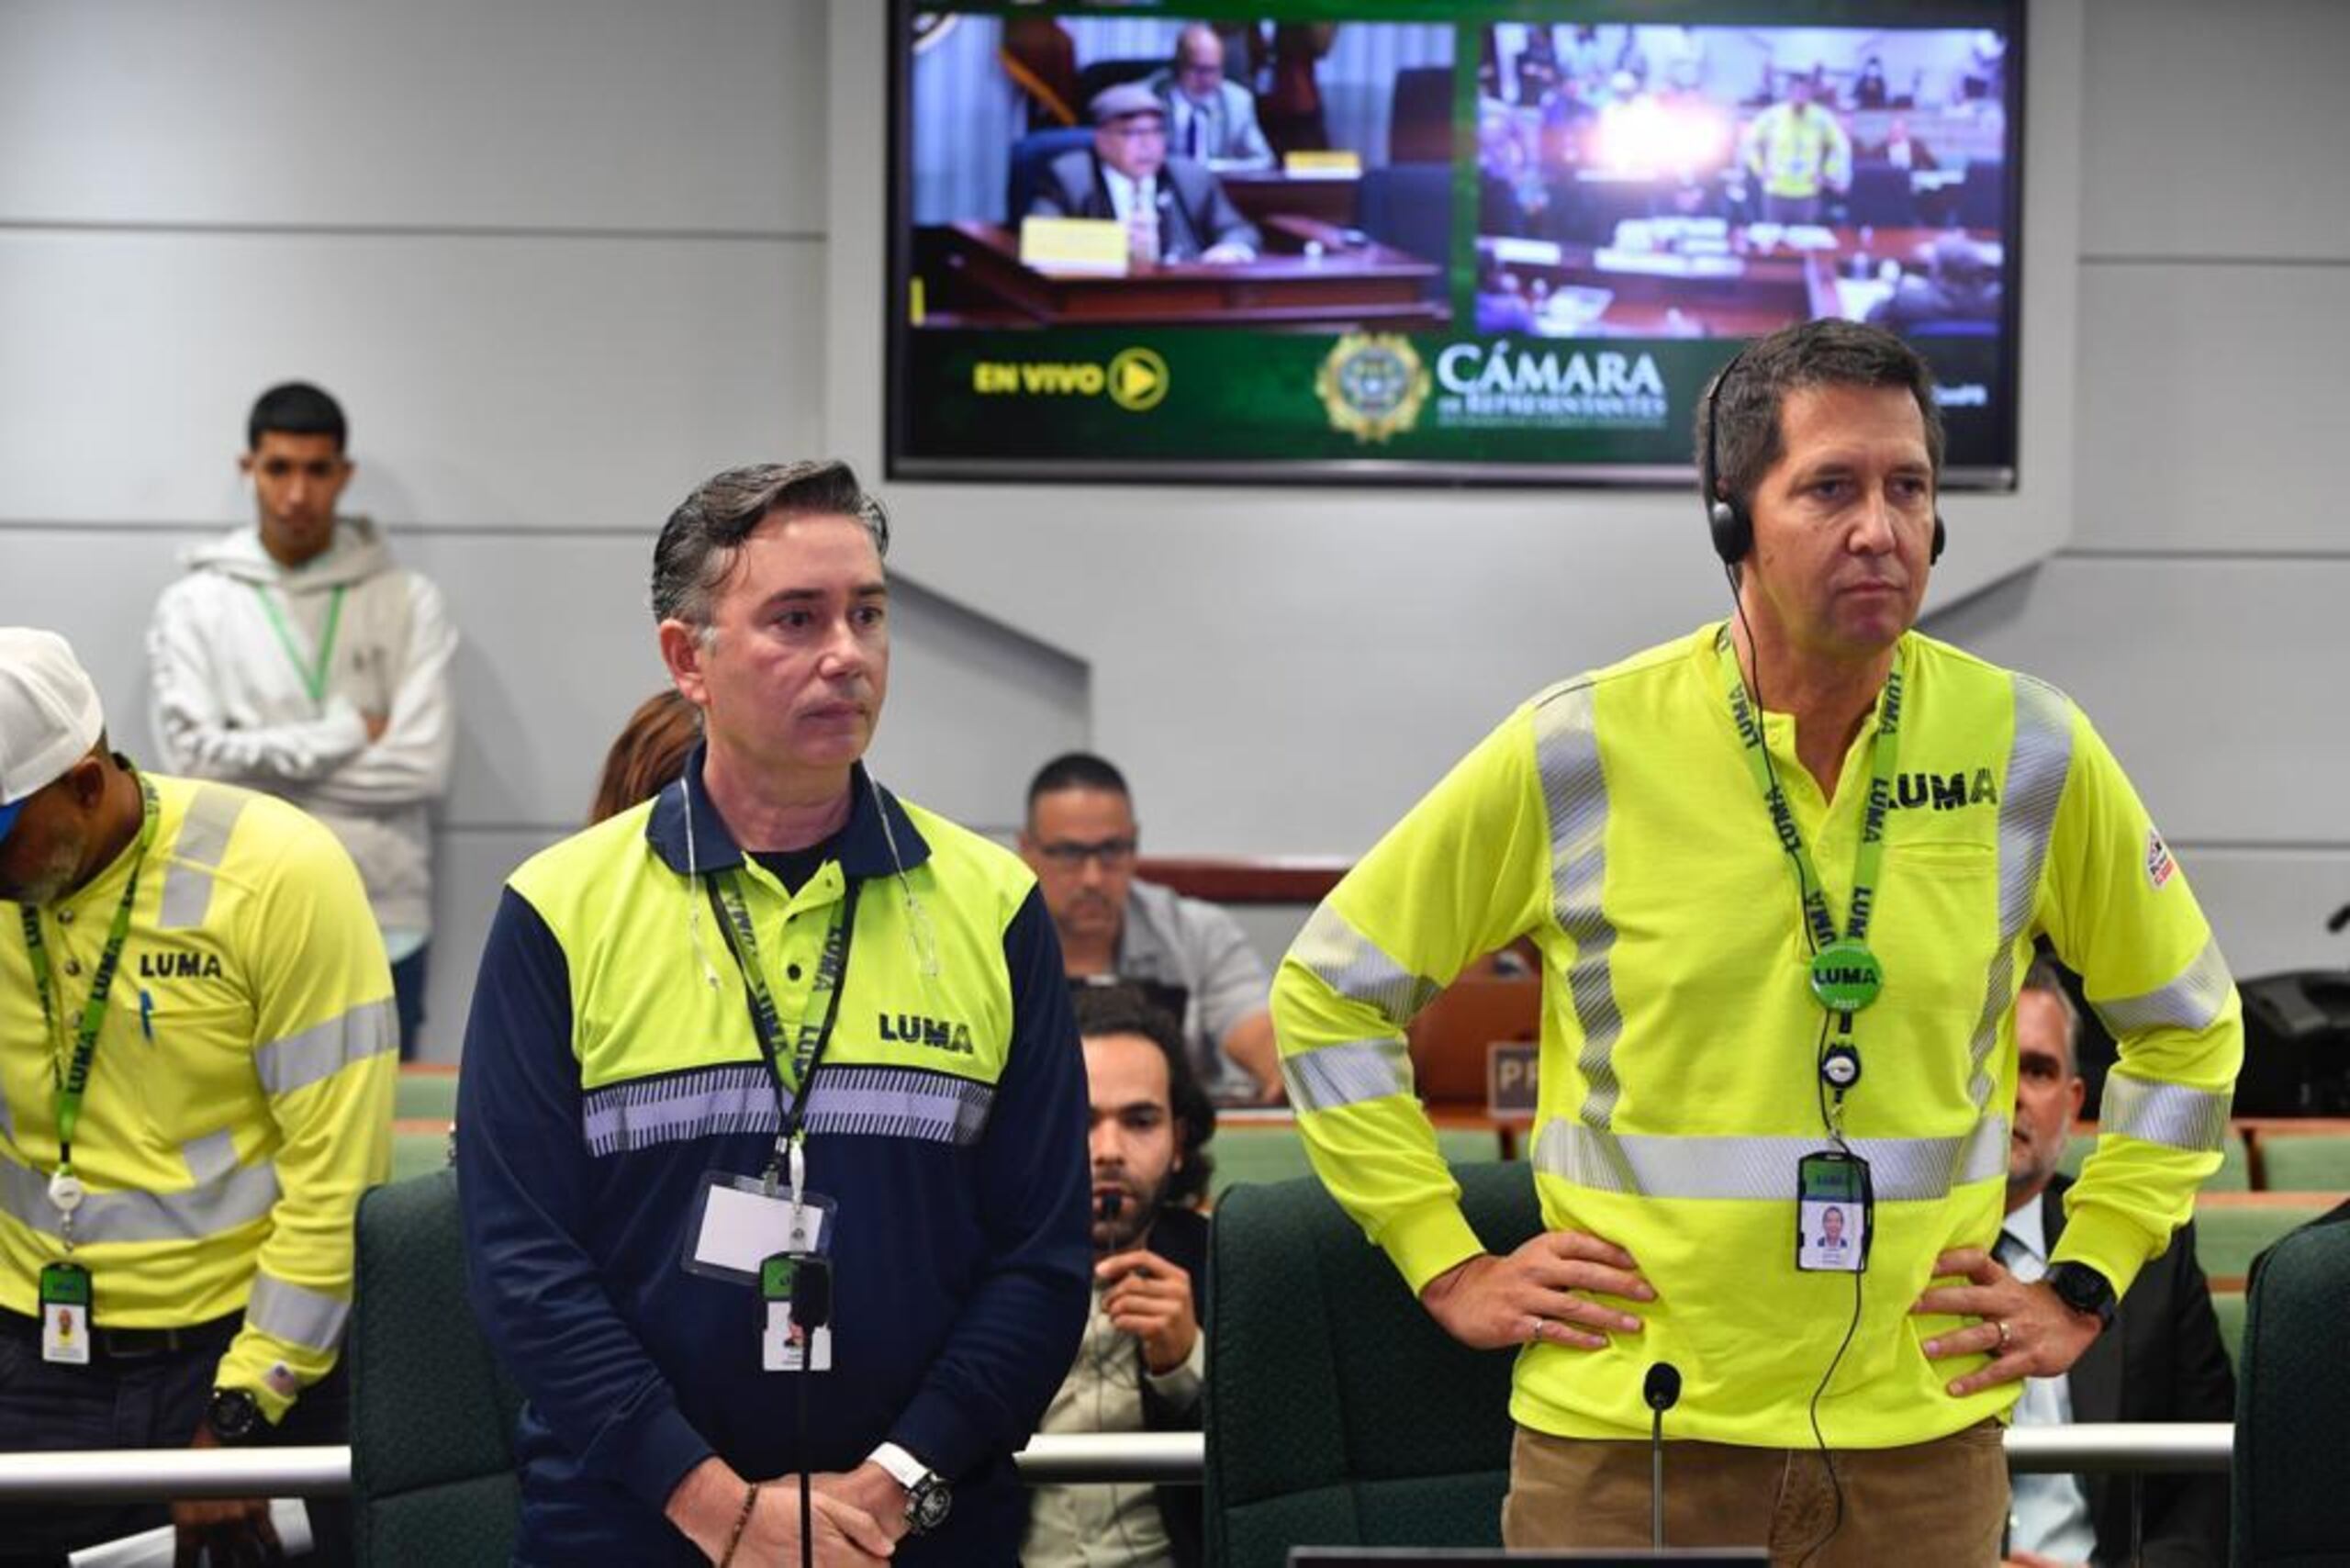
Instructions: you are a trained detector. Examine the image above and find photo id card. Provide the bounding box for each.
[1795,1150,1874,1274]
[39,1260,92,1366]
[681,1172,836,1286]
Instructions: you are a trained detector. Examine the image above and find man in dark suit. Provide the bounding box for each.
[1026,82,1259,266]
[1024,986,1215,1568]
[2001,958,2234,1567]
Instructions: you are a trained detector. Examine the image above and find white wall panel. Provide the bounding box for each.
[2080,0,2350,262]
[0,0,826,235]
[2171,849,2350,983]
[2072,261,2346,555]
[0,230,821,529]
[1923,556,2350,849]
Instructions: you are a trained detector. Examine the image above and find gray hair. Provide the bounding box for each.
[649,459,890,633]
[1694,319,1946,528]
[2020,955,2083,1073]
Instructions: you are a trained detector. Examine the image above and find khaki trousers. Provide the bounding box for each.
[1502,1420,2009,1567]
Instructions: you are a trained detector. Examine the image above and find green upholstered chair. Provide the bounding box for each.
[2232,1215,2350,1563]
[2058,1127,2250,1192]
[2209,1290,2246,1372]
[1205,1161,1538,1567]
[2190,1198,2335,1279]
[351,1169,523,1566]
[1210,1125,1505,1204]
[392,1069,461,1122]
[2251,1131,2350,1193]
[389,1128,452,1183]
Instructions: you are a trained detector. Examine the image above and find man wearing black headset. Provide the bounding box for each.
[1272,319,2243,1562]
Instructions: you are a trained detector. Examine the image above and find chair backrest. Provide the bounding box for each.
[350,1169,524,1566]
[1388,66,1453,162]
[2232,1215,2350,1563]
[1205,1163,1539,1567]
[1005,127,1098,225]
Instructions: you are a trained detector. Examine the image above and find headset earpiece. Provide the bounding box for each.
[1708,497,1750,566]
[1930,512,1947,563]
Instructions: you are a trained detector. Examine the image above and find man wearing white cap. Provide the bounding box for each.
[1027,80,1260,264]
[0,628,394,1566]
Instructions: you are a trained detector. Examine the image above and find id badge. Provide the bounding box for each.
[1795,1150,1873,1273]
[39,1260,92,1366]
[761,1253,834,1373]
[681,1171,837,1286]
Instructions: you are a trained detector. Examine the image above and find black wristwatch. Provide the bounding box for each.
[869,1442,952,1536]
[206,1387,265,1445]
[2044,1260,2118,1333]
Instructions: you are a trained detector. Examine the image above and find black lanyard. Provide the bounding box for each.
[704,869,860,1186]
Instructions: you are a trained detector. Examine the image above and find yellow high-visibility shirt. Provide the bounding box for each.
[1742,103,1853,199]
[1,770,395,1421]
[1274,627,2240,1450]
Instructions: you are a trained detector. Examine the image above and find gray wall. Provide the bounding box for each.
[0,0,2340,1058]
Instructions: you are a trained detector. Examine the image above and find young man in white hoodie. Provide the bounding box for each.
[149,382,458,1058]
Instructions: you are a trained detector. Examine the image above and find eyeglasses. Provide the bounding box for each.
[1035,837,1138,868]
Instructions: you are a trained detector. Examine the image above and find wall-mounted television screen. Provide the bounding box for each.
[888,2,2023,487]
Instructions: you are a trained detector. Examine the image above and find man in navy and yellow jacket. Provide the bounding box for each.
[0,627,394,1565]
[458,460,1091,1565]
[1273,322,2241,1563]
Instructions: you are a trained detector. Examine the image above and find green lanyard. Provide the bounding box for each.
[18,777,160,1188]
[705,869,861,1189]
[252,583,347,704]
[1717,633,1906,1015]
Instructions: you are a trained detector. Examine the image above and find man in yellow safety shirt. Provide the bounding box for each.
[1272,319,2242,1562]
[0,627,394,1566]
[1741,70,1852,224]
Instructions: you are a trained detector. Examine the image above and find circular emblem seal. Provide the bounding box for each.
[1807,940,1884,1014]
[1315,333,1431,444]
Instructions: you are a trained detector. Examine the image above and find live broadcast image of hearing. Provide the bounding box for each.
[1473,23,2009,344]
[907,15,1457,333]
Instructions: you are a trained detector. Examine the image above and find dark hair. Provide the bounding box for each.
[588,689,701,824]
[248,382,348,453]
[1072,983,1214,1207]
[2020,954,2083,1072]
[650,460,890,633]
[1694,319,1944,525]
[1026,752,1131,815]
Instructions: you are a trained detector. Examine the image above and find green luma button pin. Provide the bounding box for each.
[1808,940,1884,1013]
[761,1255,799,1302]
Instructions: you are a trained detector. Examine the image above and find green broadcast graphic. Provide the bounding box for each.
[890,1,2020,482]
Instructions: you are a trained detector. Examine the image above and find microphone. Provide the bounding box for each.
[1644,1361,1682,1551]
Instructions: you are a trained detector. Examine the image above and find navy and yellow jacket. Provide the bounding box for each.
[456,754,1091,1565]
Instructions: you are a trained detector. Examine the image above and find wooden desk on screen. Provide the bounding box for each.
[1219,169,1361,230]
[918,222,1446,330]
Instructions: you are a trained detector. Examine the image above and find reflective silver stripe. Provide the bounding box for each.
[582,1064,777,1157]
[1530,1119,2007,1201]
[1964,676,2076,1107]
[246,1272,350,1351]
[156,786,248,930]
[0,1159,279,1244]
[800,1067,993,1147]
[183,1129,239,1185]
[1282,1038,1412,1114]
[1290,905,1438,1026]
[1532,683,1627,1139]
[254,1000,397,1096]
[2091,938,2234,1038]
[2098,1073,2230,1154]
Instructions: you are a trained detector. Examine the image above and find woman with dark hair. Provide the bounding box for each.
[585,689,699,824]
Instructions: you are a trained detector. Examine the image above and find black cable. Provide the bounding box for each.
[798,1361,811,1568]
